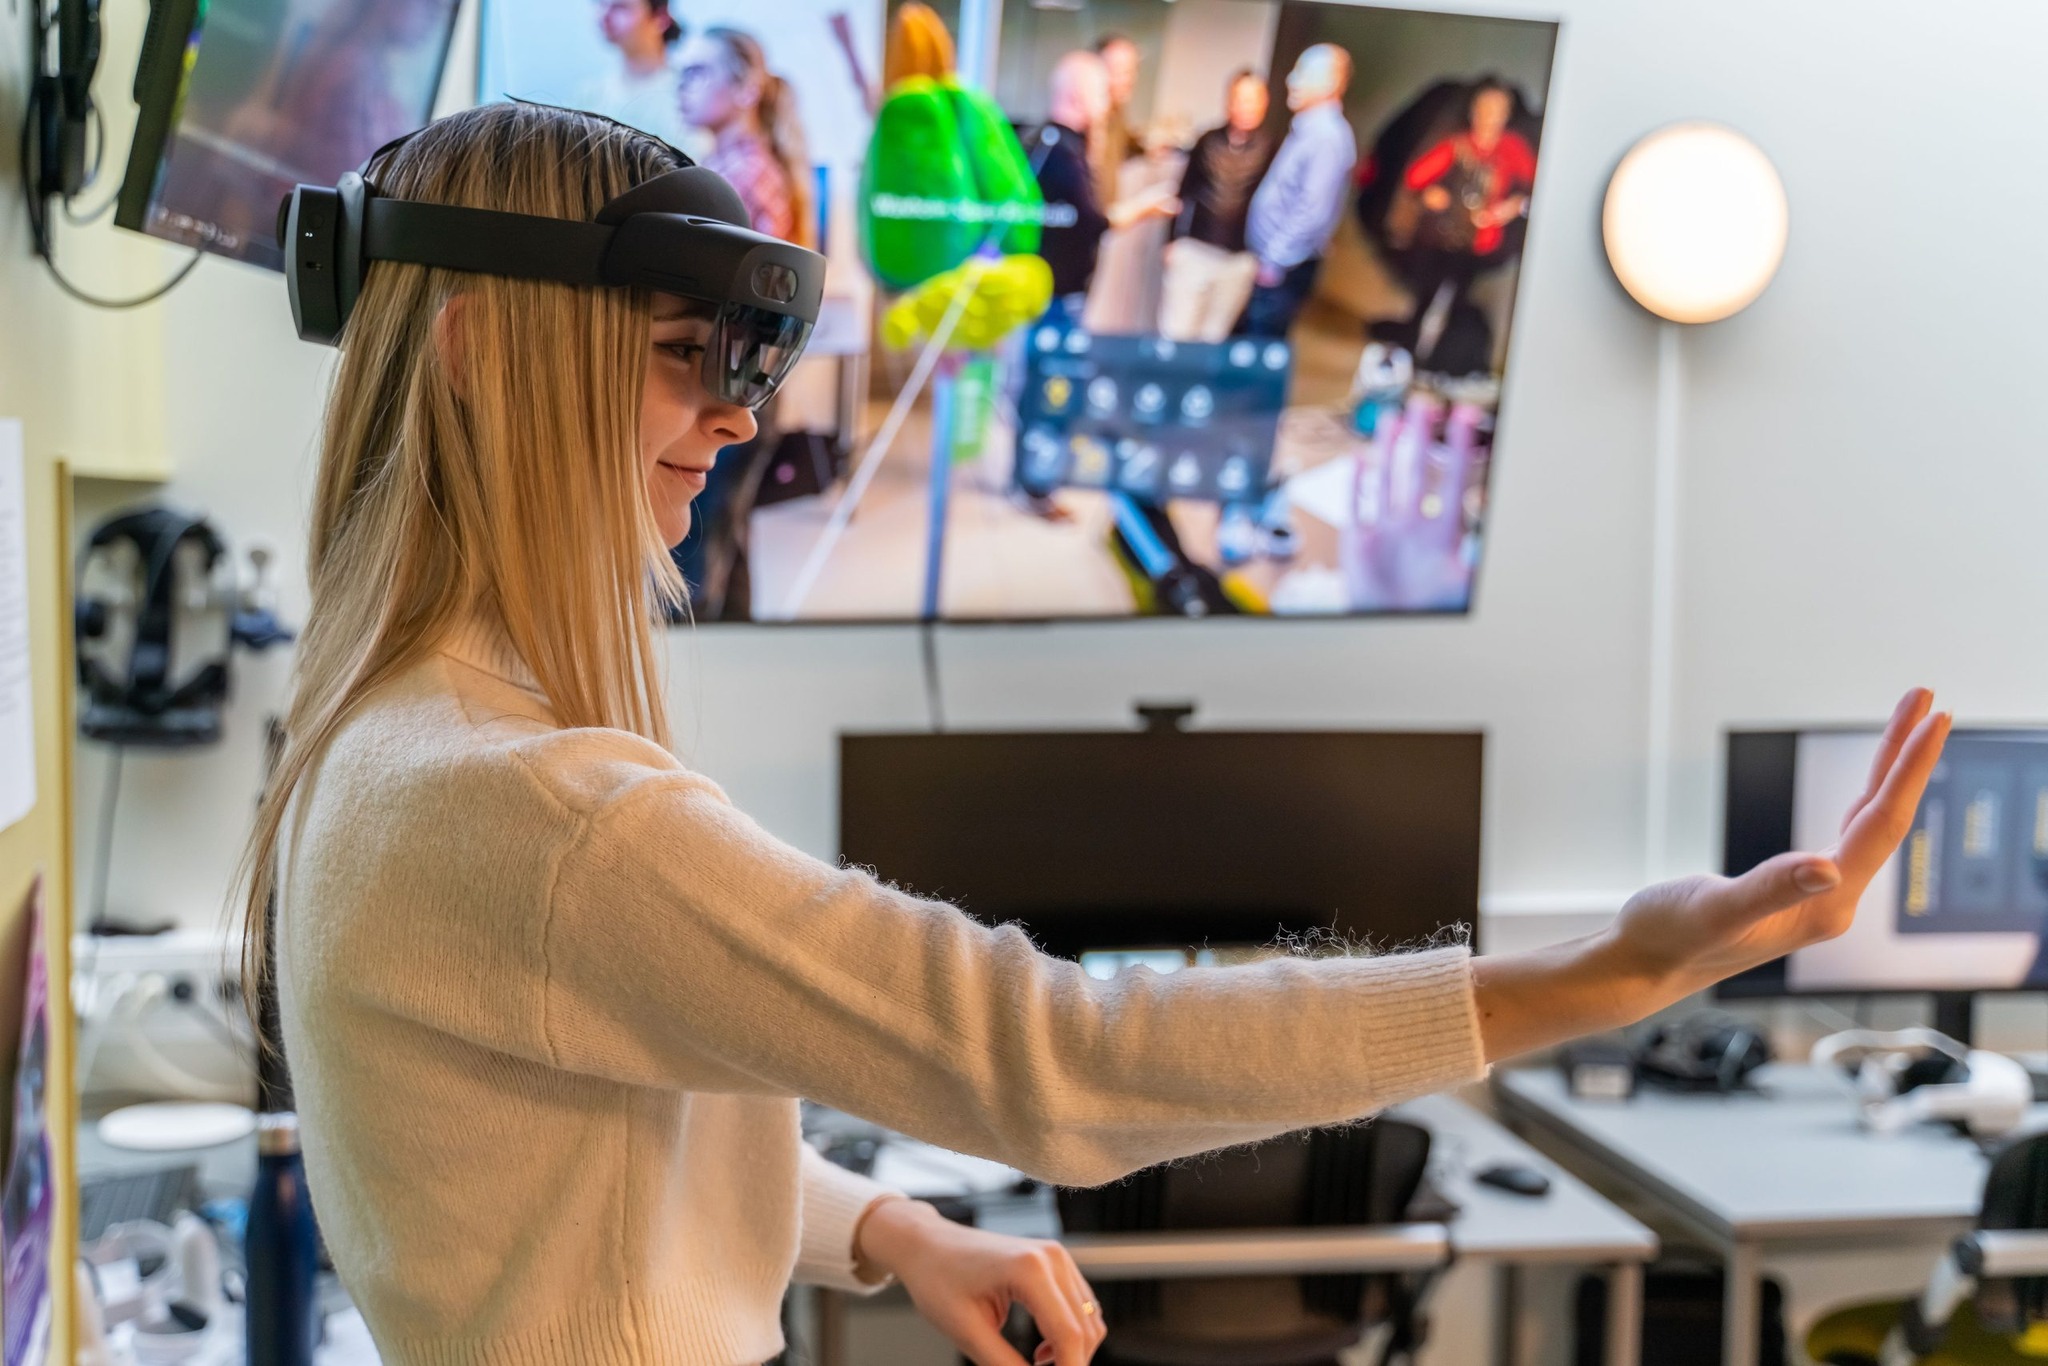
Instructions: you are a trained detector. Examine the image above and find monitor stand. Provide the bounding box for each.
[1932,992,1976,1049]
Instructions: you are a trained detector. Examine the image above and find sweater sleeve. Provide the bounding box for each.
[794,1145,901,1294]
[541,769,1485,1189]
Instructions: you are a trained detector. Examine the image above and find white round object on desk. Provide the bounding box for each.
[98,1102,257,1152]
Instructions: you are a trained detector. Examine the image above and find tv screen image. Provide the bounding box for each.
[117,0,460,268]
[734,0,1557,622]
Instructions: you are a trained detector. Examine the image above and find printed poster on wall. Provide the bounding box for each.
[1,873,51,1366]
[0,421,34,834]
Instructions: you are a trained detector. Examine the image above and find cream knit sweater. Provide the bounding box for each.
[275,619,1488,1366]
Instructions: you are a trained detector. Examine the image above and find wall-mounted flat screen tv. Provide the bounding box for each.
[623,0,1557,623]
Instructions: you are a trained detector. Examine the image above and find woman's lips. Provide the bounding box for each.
[660,461,709,493]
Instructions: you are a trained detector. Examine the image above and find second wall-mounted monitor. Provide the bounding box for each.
[117,0,459,269]
[731,0,1558,624]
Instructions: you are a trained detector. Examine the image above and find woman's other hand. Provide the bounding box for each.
[1474,688,1950,1063]
[854,1197,1106,1366]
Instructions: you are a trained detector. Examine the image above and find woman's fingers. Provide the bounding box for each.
[954,1317,1031,1366]
[1012,1246,1097,1366]
[1047,1245,1106,1351]
[1836,710,1952,882]
[1840,689,1934,834]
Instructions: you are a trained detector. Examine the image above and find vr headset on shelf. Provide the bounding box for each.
[276,117,827,410]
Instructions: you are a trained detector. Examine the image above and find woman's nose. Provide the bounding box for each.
[703,400,758,448]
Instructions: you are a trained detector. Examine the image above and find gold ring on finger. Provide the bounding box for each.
[1081,1300,1098,1317]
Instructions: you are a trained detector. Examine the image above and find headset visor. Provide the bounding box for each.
[710,302,812,410]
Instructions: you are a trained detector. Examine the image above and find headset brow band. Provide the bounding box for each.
[363,199,615,286]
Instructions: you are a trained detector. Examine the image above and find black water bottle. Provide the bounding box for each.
[246,1112,319,1366]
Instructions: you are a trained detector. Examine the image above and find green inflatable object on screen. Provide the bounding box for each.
[860,76,1044,291]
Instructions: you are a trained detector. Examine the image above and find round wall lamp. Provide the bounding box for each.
[1602,122,1788,324]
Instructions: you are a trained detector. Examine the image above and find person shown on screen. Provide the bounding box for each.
[247,102,1952,1366]
[1237,43,1357,339]
[1386,77,1537,370]
[1031,50,1177,315]
[570,0,690,152]
[1158,68,1277,342]
[1091,33,1144,207]
[676,27,816,248]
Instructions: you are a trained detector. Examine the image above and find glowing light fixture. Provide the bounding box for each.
[1602,122,1788,324]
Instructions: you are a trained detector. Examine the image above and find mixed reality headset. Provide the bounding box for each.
[277,119,825,409]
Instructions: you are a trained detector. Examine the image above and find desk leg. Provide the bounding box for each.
[1723,1242,1760,1366]
[1493,1262,1522,1366]
[1603,1263,1642,1366]
[816,1286,847,1366]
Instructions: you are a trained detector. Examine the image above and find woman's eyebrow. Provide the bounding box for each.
[651,297,718,323]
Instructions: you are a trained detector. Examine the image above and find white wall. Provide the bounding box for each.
[67,0,2048,964]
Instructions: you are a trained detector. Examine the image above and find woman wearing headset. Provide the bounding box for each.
[247,103,1948,1366]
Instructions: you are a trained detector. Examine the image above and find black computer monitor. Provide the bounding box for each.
[1719,727,2048,1043]
[838,727,1482,961]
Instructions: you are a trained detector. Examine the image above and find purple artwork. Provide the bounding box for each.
[3,876,53,1366]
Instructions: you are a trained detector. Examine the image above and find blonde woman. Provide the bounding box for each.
[247,103,1948,1366]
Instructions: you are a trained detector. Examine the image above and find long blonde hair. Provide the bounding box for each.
[237,103,685,1031]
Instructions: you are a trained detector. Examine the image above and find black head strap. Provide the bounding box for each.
[362,200,614,286]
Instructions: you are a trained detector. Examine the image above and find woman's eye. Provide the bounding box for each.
[661,341,708,363]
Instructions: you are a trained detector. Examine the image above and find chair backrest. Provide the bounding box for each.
[1055,1120,1433,1361]
[1975,1130,2048,1334]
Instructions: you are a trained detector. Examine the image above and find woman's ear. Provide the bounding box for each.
[432,293,469,398]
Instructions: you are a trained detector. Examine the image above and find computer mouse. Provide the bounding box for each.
[1475,1162,1551,1198]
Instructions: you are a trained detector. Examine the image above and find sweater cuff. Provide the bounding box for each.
[796,1147,903,1295]
[1346,946,1488,1103]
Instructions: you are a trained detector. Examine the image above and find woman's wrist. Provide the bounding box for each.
[1472,928,1679,1065]
[851,1194,943,1284]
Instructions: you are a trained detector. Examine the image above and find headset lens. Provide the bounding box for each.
[710,305,812,409]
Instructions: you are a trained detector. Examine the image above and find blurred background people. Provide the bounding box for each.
[1238,43,1356,339]
[571,0,689,151]
[672,25,816,620]
[1157,68,1276,342]
[676,26,816,248]
[1384,77,1536,372]
[1083,32,1181,333]
[1090,33,1144,207]
[1030,50,1115,311]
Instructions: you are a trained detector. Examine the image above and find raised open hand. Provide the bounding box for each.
[1613,688,1951,997]
[1473,689,1952,1064]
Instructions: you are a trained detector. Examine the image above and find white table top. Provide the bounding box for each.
[1394,1093,1655,1263]
[1497,1062,2046,1242]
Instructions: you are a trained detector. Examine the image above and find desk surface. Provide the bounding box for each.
[1394,1094,1654,1263]
[1497,1062,2048,1242]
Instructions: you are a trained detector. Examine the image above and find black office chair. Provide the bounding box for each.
[1051,1120,1438,1366]
[1808,1130,2048,1364]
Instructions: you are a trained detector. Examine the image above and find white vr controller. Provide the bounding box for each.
[1810,1027,2032,1141]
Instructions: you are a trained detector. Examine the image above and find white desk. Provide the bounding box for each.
[1495,1062,2042,1366]
[827,1094,1655,1366]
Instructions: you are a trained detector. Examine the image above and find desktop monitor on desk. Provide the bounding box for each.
[838,728,1482,960]
[1719,727,2048,1042]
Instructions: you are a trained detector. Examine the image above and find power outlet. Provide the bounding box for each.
[75,929,253,1106]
